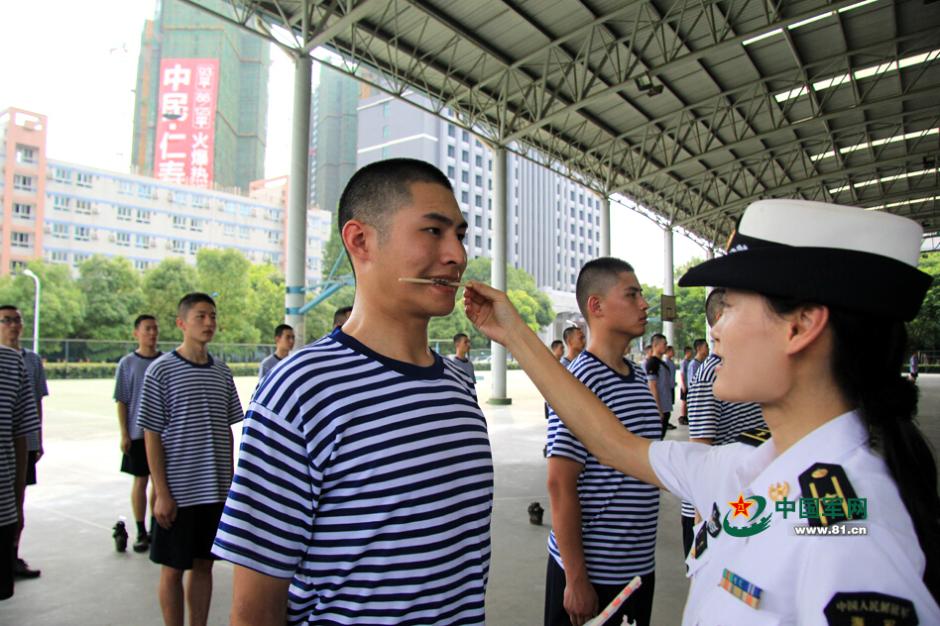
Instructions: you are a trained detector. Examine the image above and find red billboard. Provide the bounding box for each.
[154,58,219,188]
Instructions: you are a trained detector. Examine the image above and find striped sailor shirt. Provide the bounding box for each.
[0,346,40,527]
[114,351,162,440]
[546,350,662,584]
[213,328,494,625]
[137,350,244,507]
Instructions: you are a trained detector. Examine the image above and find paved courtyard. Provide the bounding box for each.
[0,370,936,625]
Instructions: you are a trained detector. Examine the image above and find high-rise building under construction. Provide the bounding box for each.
[131,0,269,192]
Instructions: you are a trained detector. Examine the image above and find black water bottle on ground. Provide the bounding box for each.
[113,517,128,552]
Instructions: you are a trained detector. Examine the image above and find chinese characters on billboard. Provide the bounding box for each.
[154,58,219,188]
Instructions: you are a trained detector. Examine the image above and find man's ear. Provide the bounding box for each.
[587,294,602,318]
[341,219,373,266]
[783,304,830,356]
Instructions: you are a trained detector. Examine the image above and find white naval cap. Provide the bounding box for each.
[678,199,932,321]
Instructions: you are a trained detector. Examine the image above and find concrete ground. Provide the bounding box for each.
[0,371,936,625]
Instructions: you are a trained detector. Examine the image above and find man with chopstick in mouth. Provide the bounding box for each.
[214,158,494,626]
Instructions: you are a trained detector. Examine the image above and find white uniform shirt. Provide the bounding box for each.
[649,411,940,625]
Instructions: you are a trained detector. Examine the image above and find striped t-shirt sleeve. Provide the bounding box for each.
[546,406,588,465]
[12,361,40,438]
[223,366,244,425]
[687,373,720,440]
[214,403,322,578]
[114,359,129,405]
[137,369,169,433]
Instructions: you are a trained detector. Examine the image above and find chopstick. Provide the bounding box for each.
[398,277,466,288]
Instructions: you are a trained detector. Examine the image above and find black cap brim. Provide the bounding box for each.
[678,247,932,321]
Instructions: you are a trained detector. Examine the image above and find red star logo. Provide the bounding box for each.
[728,493,753,519]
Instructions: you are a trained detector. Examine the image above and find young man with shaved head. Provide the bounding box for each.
[560,325,585,367]
[545,258,661,626]
[215,158,493,625]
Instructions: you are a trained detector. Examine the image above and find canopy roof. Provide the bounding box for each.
[185,0,940,244]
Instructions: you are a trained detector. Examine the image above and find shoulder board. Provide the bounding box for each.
[824,592,917,625]
[736,426,771,447]
[798,462,861,527]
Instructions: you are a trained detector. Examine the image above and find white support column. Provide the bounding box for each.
[600,196,611,257]
[285,53,312,343]
[489,146,511,405]
[705,246,715,350]
[663,226,675,347]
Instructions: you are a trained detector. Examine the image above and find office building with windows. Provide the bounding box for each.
[131,0,269,191]
[309,65,360,213]
[1,107,329,282]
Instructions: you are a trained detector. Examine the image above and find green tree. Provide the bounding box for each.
[196,248,259,344]
[76,255,144,341]
[141,258,199,343]
[640,259,708,351]
[908,253,940,350]
[248,263,285,343]
[0,260,84,341]
[428,258,554,349]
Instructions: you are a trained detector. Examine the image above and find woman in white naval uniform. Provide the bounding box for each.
[464,199,940,625]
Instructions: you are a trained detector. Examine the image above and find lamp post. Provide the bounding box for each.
[22,269,40,354]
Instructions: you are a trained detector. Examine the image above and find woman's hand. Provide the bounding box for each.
[462,281,526,348]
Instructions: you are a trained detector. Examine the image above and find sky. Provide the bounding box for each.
[0,0,708,286]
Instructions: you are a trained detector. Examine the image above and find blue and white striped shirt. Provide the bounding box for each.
[213,328,494,625]
[21,349,47,452]
[137,351,243,507]
[546,351,662,584]
[114,351,162,440]
[0,346,40,526]
[681,354,765,517]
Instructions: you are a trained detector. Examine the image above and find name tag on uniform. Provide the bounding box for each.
[720,568,763,609]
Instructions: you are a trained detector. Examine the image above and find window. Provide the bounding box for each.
[135,235,151,248]
[239,226,250,239]
[192,195,209,209]
[52,223,69,238]
[474,215,482,227]
[461,171,469,184]
[134,260,151,271]
[462,130,469,142]
[118,180,134,195]
[76,172,93,188]
[137,184,154,199]
[171,240,185,253]
[50,251,69,264]
[12,203,32,218]
[265,208,280,221]
[461,150,469,163]
[116,232,131,247]
[447,125,455,137]
[72,253,90,268]
[381,147,390,158]
[474,195,482,208]
[223,202,237,215]
[11,232,30,248]
[136,209,152,224]
[172,215,186,230]
[75,199,92,214]
[223,223,236,237]
[10,261,26,273]
[53,167,72,183]
[190,218,204,232]
[74,226,90,241]
[382,102,391,117]
[382,125,390,139]
[447,145,455,158]
[13,174,34,192]
[475,175,482,187]
[117,206,132,221]
[15,145,37,164]
[172,191,190,205]
[475,155,482,168]
[461,191,469,204]
[189,242,201,255]
[267,231,281,244]
[447,165,455,178]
